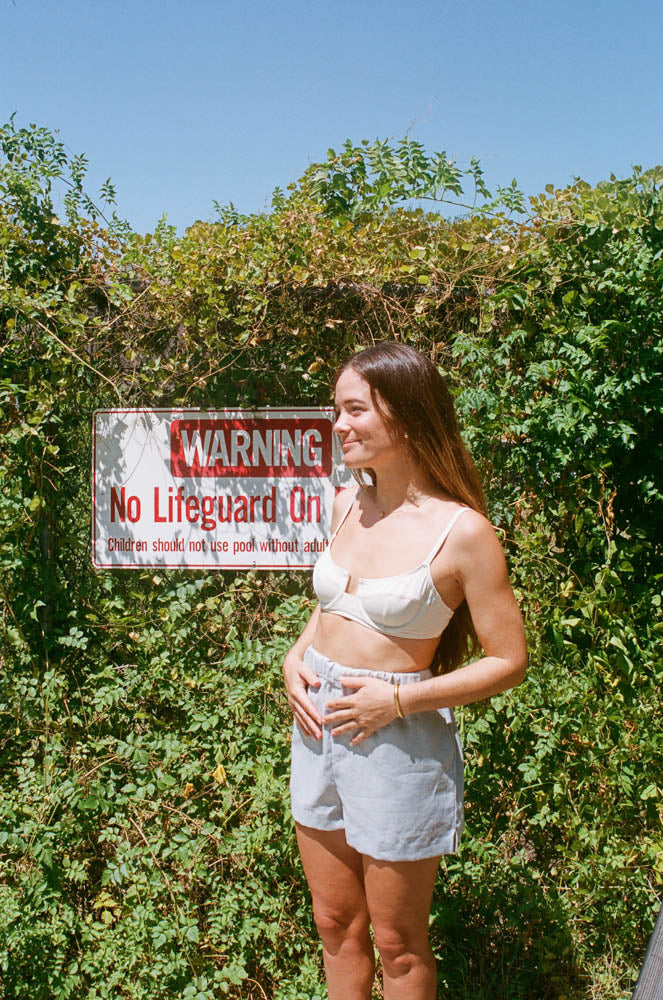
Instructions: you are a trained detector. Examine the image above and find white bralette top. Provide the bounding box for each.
[312,490,470,640]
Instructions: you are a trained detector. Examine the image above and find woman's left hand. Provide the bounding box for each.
[323,676,397,746]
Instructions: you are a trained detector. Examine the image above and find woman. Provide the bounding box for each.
[283,342,527,1000]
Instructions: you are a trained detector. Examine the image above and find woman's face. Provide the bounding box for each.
[333,368,403,470]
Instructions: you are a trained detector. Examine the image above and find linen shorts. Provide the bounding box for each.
[289,645,464,862]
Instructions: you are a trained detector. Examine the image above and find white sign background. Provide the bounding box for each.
[92,408,352,569]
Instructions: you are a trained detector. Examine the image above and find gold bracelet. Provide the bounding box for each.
[393,682,405,719]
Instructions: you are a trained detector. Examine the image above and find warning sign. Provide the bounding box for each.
[92,408,351,569]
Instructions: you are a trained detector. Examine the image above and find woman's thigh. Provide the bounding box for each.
[363,853,441,948]
[295,823,370,928]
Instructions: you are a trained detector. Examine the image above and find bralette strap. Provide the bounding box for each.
[423,506,471,565]
[329,487,359,540]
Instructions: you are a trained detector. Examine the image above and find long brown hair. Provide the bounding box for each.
[334,341,488,675]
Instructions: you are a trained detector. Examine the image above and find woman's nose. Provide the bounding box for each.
[333,413,349,434]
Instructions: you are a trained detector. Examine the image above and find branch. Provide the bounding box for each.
[32,317,123,402]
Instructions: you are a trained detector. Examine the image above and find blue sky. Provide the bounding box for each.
[2,0,661,233]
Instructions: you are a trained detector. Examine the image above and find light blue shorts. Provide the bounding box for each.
[289,645,464,862]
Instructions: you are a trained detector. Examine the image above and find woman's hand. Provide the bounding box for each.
[323,676,397,746]
[283,648,322,739]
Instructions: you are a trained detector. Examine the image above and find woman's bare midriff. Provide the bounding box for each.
[312,610,442,673]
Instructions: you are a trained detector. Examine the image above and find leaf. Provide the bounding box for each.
[29,600,46,621]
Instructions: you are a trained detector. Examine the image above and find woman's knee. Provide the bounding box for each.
[312,902,370,949]
[372,922,432,973]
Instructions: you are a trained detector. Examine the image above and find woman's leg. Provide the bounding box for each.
[295,823,375,1000]
[363,853,441,1000]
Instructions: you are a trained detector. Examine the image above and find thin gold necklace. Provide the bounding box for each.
[377,494,434,519]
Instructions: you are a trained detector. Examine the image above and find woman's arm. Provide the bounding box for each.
[400,513,527,714]
[282,485,358,739]
[282,604,323,739]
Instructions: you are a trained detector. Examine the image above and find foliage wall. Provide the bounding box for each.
[1,121,662,999]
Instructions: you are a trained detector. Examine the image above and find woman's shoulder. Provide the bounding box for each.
[453,503,492,532]
[439,505,508,575]
[442,504,496,542]
[330,485,358,531]
[332,485,358,512]
[425,501,495,555]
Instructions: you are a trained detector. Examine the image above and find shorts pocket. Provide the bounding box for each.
[363,711,457,778]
